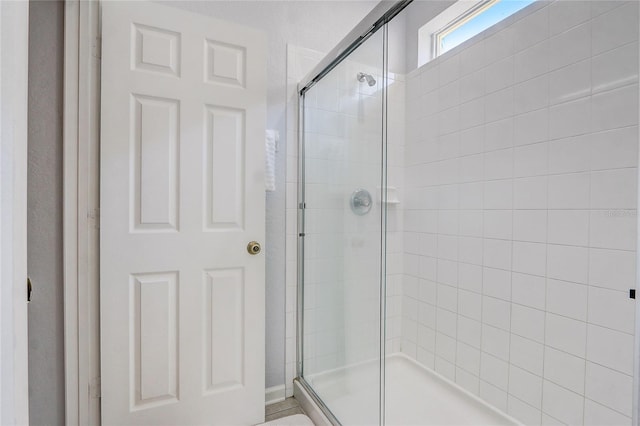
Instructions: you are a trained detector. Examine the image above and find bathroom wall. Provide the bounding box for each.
[401,1,639,424]
[27,2,65,425]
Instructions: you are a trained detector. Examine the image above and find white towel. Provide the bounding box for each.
[265,130,278,192]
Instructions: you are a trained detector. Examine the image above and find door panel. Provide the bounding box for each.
[132,271,179,407]
[204,105,246,230]
[131,94,179,231]
[203,267,245,393]
[100,2,266,424]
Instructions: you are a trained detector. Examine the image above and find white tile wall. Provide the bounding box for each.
[401,1,638,425]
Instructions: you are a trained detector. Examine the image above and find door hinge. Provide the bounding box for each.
[92,36,101,59]
[88,208,100,229]
[27,277,32,302]
[90,377,101,398]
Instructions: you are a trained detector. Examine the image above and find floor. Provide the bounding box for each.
[265,397,307,423]
[306,353,519,425]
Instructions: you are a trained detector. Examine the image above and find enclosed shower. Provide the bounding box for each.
[295,0,640,424]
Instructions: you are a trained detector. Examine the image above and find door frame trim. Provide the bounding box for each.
[63,1,101,424]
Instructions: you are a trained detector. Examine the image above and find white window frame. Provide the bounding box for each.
[417,0,535,67]
[417,0,484,67]
[432,0,497,58]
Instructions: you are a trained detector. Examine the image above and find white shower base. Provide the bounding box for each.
[305,353,519,425]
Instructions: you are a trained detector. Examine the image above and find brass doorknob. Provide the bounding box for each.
[247,241,261,255]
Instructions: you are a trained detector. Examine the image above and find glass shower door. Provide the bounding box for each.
[299,28,386,425]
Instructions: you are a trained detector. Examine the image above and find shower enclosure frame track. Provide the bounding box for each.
[297,0,411,96]
[295,1,412,424]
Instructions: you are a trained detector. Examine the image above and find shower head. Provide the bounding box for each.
[357,72,376,87]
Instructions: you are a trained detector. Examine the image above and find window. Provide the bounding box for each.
[417,0,535,67]
[435,0,535,56]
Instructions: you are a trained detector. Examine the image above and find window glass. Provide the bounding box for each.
[439,0,535,55]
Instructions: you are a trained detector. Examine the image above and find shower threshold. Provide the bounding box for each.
[305,353,521,425]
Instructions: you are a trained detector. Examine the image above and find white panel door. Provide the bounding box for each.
[100,2,266,424]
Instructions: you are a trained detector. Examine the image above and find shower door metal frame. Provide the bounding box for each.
[295,1,412,424]
[297,0,411,96]
[295,80,345,426]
